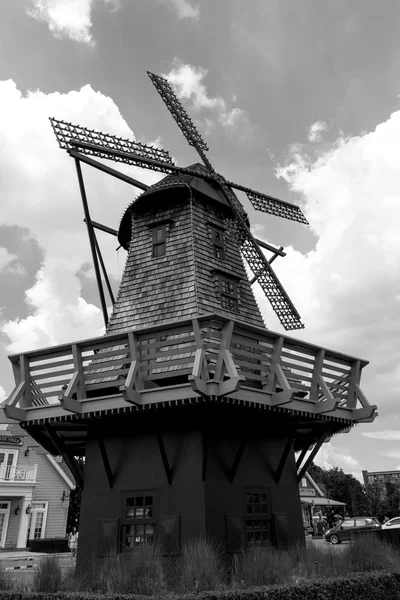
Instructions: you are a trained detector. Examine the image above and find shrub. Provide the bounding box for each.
[349,534,400,573]
[92,542,166,595]
[32,555,63,593]
[232,546,293,587]
[178,537,226,592]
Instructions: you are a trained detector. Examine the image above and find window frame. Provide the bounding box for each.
[243,488,272,548]
[120,490,157,550]
[210,225,225,261]
[219,276,239,312]
[152,224,167,258]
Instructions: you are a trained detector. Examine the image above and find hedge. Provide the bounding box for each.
[1,571,400,600]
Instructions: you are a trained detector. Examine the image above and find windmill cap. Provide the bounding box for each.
[118,163,247,249]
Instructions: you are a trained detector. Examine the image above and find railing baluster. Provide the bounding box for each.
[310,349,325,402]
[20,355,32,408]
[346,359,361,409]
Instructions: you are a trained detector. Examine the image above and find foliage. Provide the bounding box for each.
[32,555,63,593]
[177,537,226,592]
[232,546,293,587]
[90,542,166,595]
[308,463,370,515]
[66,457,84,534]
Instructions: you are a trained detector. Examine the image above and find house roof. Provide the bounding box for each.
[301,497,346,506]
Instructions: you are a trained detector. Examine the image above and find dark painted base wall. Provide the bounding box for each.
[77,407,305,566]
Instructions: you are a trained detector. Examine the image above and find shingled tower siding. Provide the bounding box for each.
[107,184,265,333]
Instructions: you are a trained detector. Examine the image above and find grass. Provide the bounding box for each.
[32,555,63,593]
[27,535,400,595]
[177,537,226,592]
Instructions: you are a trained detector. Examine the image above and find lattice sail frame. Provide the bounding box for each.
[50,118,175,173]
[50,72,309,331]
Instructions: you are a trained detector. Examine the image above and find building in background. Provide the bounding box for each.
[362,470,400,488]
[299,472,346,530]
[0,418,74,549]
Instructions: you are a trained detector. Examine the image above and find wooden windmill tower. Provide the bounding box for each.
[3,72,377,562]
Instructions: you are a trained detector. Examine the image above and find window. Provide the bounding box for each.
[121,492,156,549]
[301,478,307,487]
[220,277,238,312]
[244,490,271,547]
[152,224,167,258]
[341,520,355,528]
[210,226,225,260]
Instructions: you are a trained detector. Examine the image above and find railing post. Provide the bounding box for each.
[347,360,361,409]
[264,336,284,393]
[310,349,325,402]
[20,355,32,408]
[72,344,86,400]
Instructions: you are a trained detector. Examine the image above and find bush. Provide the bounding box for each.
[349,533,400,573]
[91,542,166,595]
[178,537,226,592]
[232,546,293,587]
[32,555,63,593]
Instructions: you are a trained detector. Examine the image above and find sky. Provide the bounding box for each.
[1,0,400,481]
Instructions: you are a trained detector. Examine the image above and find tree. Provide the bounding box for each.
[307,463,369,516]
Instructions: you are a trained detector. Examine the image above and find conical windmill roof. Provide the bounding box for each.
[118,163,246,249]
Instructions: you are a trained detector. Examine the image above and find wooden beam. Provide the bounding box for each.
[228,439,246,483]
[297,429,332,482]
[156,432,173,486]
[214,320,235,381]
[44,425,84,489]
[98,437,114,488]
[274,426,297,484]
[202,431,208,482]
[69,150,149,191]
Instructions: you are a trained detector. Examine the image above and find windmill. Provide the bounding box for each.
[50,71,308,331]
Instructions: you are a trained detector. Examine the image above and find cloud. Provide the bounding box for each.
[158,0,199,20]
[312,442,360,472]
[308,120,328,142]
[0,79,161,362]
[381,451,400,460]
[0,248,17,271]
[163,59,252,141]
[27,0,119,45]
[362,431,400,441]
[250,106,400,425]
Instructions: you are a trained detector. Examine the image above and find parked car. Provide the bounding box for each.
[381,516,400,529]
[324,516,381,544]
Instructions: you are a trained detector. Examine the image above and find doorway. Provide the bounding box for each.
[0,502,11,547]
[27,502,48,542]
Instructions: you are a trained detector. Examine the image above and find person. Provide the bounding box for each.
[68,527,79,558]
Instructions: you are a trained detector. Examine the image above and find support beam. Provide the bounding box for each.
[202,431,208,482]
[297,428,332,482]
[98,437,114,489]
[44,425,84,489]
[74,158,108,328]
[274,426,297,484]
[85,219,117,237]
[156,432,173,486]
[93,230,115,305]
[228,439,246,483]
[69,150,149,191]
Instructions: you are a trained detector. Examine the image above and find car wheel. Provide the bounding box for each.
[329,534,341,545]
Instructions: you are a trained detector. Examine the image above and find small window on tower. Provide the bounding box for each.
[152,224,167,258]
[211,226,225,260]
[220,277,238,312]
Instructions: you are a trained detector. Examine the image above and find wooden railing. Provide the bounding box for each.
[0,464,37,482]
[4,314,376,422]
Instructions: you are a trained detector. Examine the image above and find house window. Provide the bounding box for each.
[244,490,271,547]
[220,277,238,312]
[121,492,156,549]
[211,226,225,260]
[152,224,167,258]
[301,478,307,487]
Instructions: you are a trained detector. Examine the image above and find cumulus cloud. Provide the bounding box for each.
[312,441,360,472]
[308,120,327,142]
[27,0,119,45]
[362,430,400,441]
[163,59,252,141]
[0,386,6,403]
[251,107,400,424]
[0,248,17,272]
[158,0,199,20]
[0,79,161,360]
